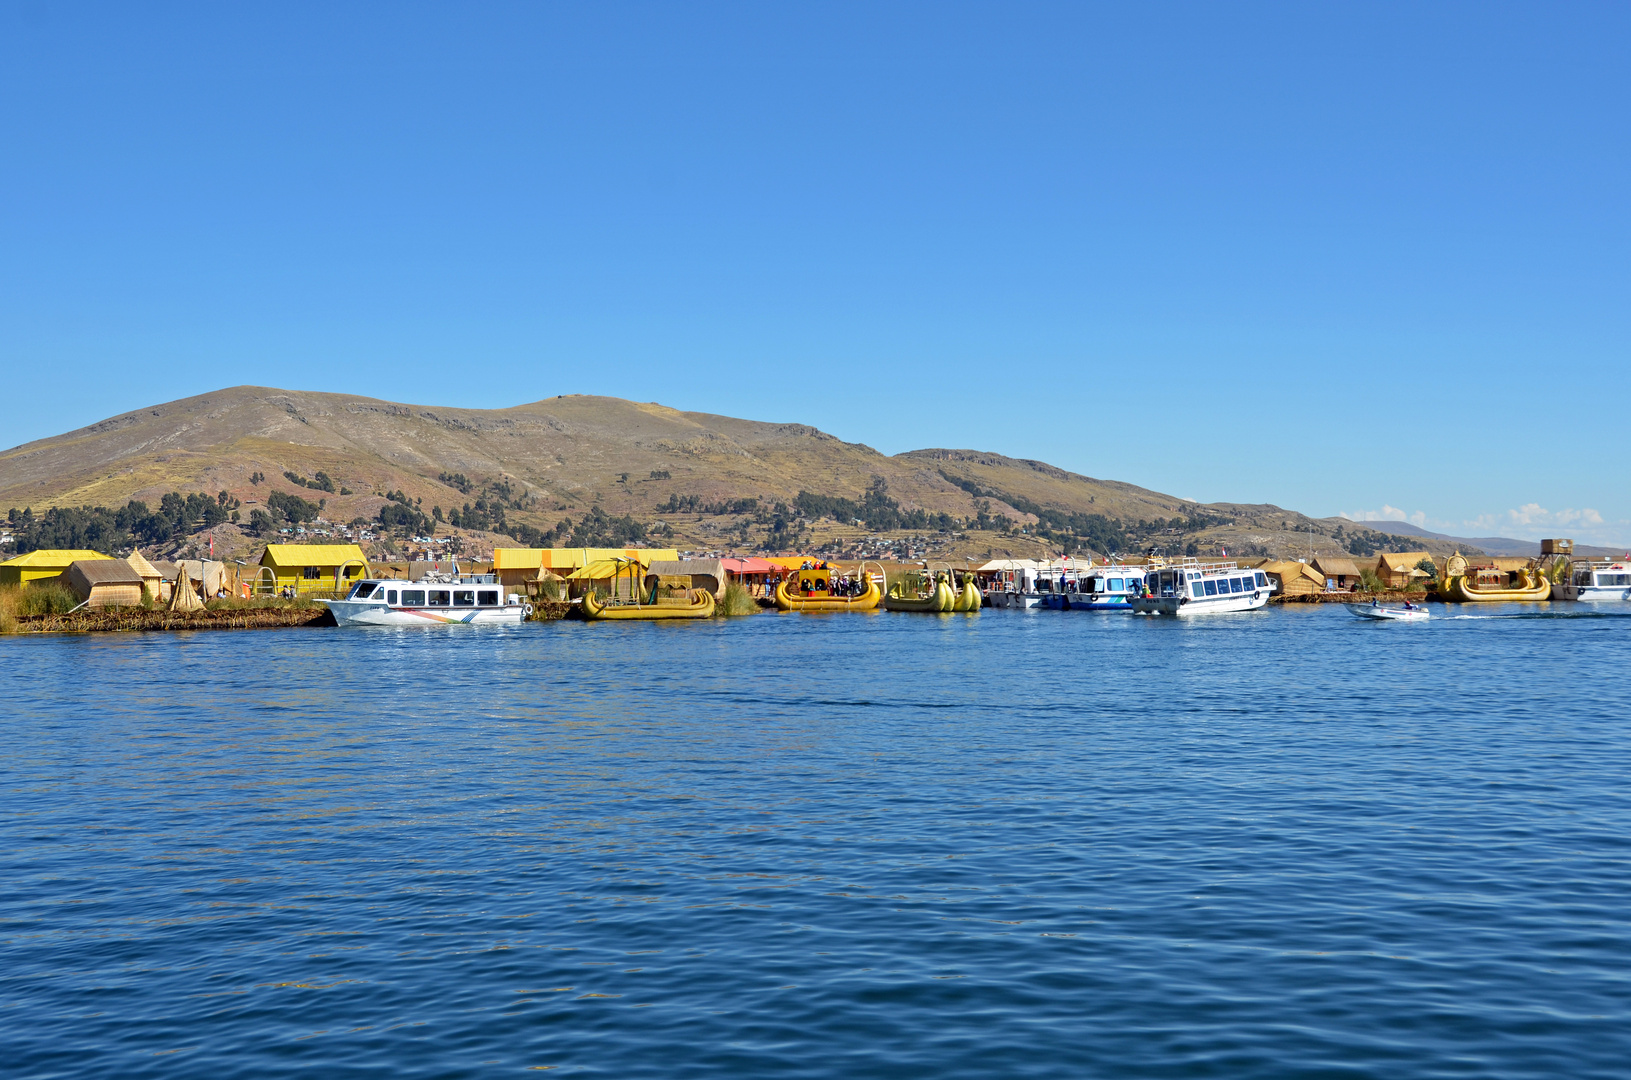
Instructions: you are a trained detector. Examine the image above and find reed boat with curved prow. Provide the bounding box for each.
[774,562,881,611]
[578,556,718,619]
[1435,553,1551,603]
[582,586,715,619]
[883,569,957,613]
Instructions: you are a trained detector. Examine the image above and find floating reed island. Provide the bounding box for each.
[0,538,1617,633]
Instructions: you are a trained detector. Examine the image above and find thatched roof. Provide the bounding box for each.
[169,569,205,611]
[1312,556,1362,579]
[1261,560,1325,586]
[646,559,726,579]
[1376,552,1431,572]
[68,559,143,586]
[126,549,161,580]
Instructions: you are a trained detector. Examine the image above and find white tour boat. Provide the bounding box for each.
[1553,561,1631,602]
[320,571,531,627]
[1129,560,1270,616]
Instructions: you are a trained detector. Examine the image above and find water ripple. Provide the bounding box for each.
[2,606,1629,1077]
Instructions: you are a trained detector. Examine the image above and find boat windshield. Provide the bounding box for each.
[349,582,376,599]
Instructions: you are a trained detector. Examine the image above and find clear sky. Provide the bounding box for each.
[2,3,1627,544]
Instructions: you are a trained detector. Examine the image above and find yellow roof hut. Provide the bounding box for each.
[259,544,370,594]
[492,547,679,589]
[0,549,112,586]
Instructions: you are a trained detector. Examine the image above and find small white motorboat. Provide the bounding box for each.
[1347,602,1430,622]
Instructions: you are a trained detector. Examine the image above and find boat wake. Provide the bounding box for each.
[1445,610,1631,620]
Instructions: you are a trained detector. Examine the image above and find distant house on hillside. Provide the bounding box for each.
[1311,556,1363,592]
[1375,552,1432,589]
[0,549,112,586]
[1261,560,1326,597]
[259,544,369,595]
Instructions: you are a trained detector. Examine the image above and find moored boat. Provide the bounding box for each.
[321,572,530,626]
[582,587,714,619]
[1129,560,1269,616]
[1553,559,1631,601]
[578,555,717,619]
[884,570,957,613]
[1045,562,1146,611]
[976,558,1044,608]
[774,563,881,611]
[1435,553,1551,602]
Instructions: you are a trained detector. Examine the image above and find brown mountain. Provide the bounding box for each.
[0,386,1471,560]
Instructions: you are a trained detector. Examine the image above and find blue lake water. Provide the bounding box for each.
[3,604,1629,1078]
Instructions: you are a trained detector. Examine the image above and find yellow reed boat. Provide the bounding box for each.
[774,564,881,611]
[1435,553,1551,603]
[952,576,982,612]
[884,570,957,612]
[577,556,718,619]
[582,587,715,619]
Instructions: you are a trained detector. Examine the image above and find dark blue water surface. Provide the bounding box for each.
[3,604,1630,1078]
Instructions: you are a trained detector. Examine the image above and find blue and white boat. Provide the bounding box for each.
[1130,560,1270,616]
[1040,561,1147,610]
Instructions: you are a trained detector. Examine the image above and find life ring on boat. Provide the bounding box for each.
[523,603,534,617]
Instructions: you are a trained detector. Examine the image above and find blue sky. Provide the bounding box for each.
[2,3,1627,544]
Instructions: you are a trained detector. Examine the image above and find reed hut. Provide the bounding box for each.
[64,559,145,608]
[1375,552,1432,589]
[1261,560,1326,596]
[644,559,728,601]
[126,549,164,601]
[170,564,206,611]
[1311,556,1363,592]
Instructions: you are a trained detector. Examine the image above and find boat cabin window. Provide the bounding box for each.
[401,589,425,605]
[387,589,399,605]
[478,590,498,605]
[1107,578,1123,591]
[453,590,475,607]
[1255,573,1267,588]
[1202,580,1217,596]
[428,590,450,606]
[349,582,376,599]
[1228,578,1242,593]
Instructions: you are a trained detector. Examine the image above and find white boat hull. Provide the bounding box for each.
[1348,604,1430,621]
[1554,583,1631,601]
[984,591,1041,609]
[322,599,528,627]
[1130,591,1268,616]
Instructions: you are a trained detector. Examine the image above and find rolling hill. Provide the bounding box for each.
[0,386,1513,561]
